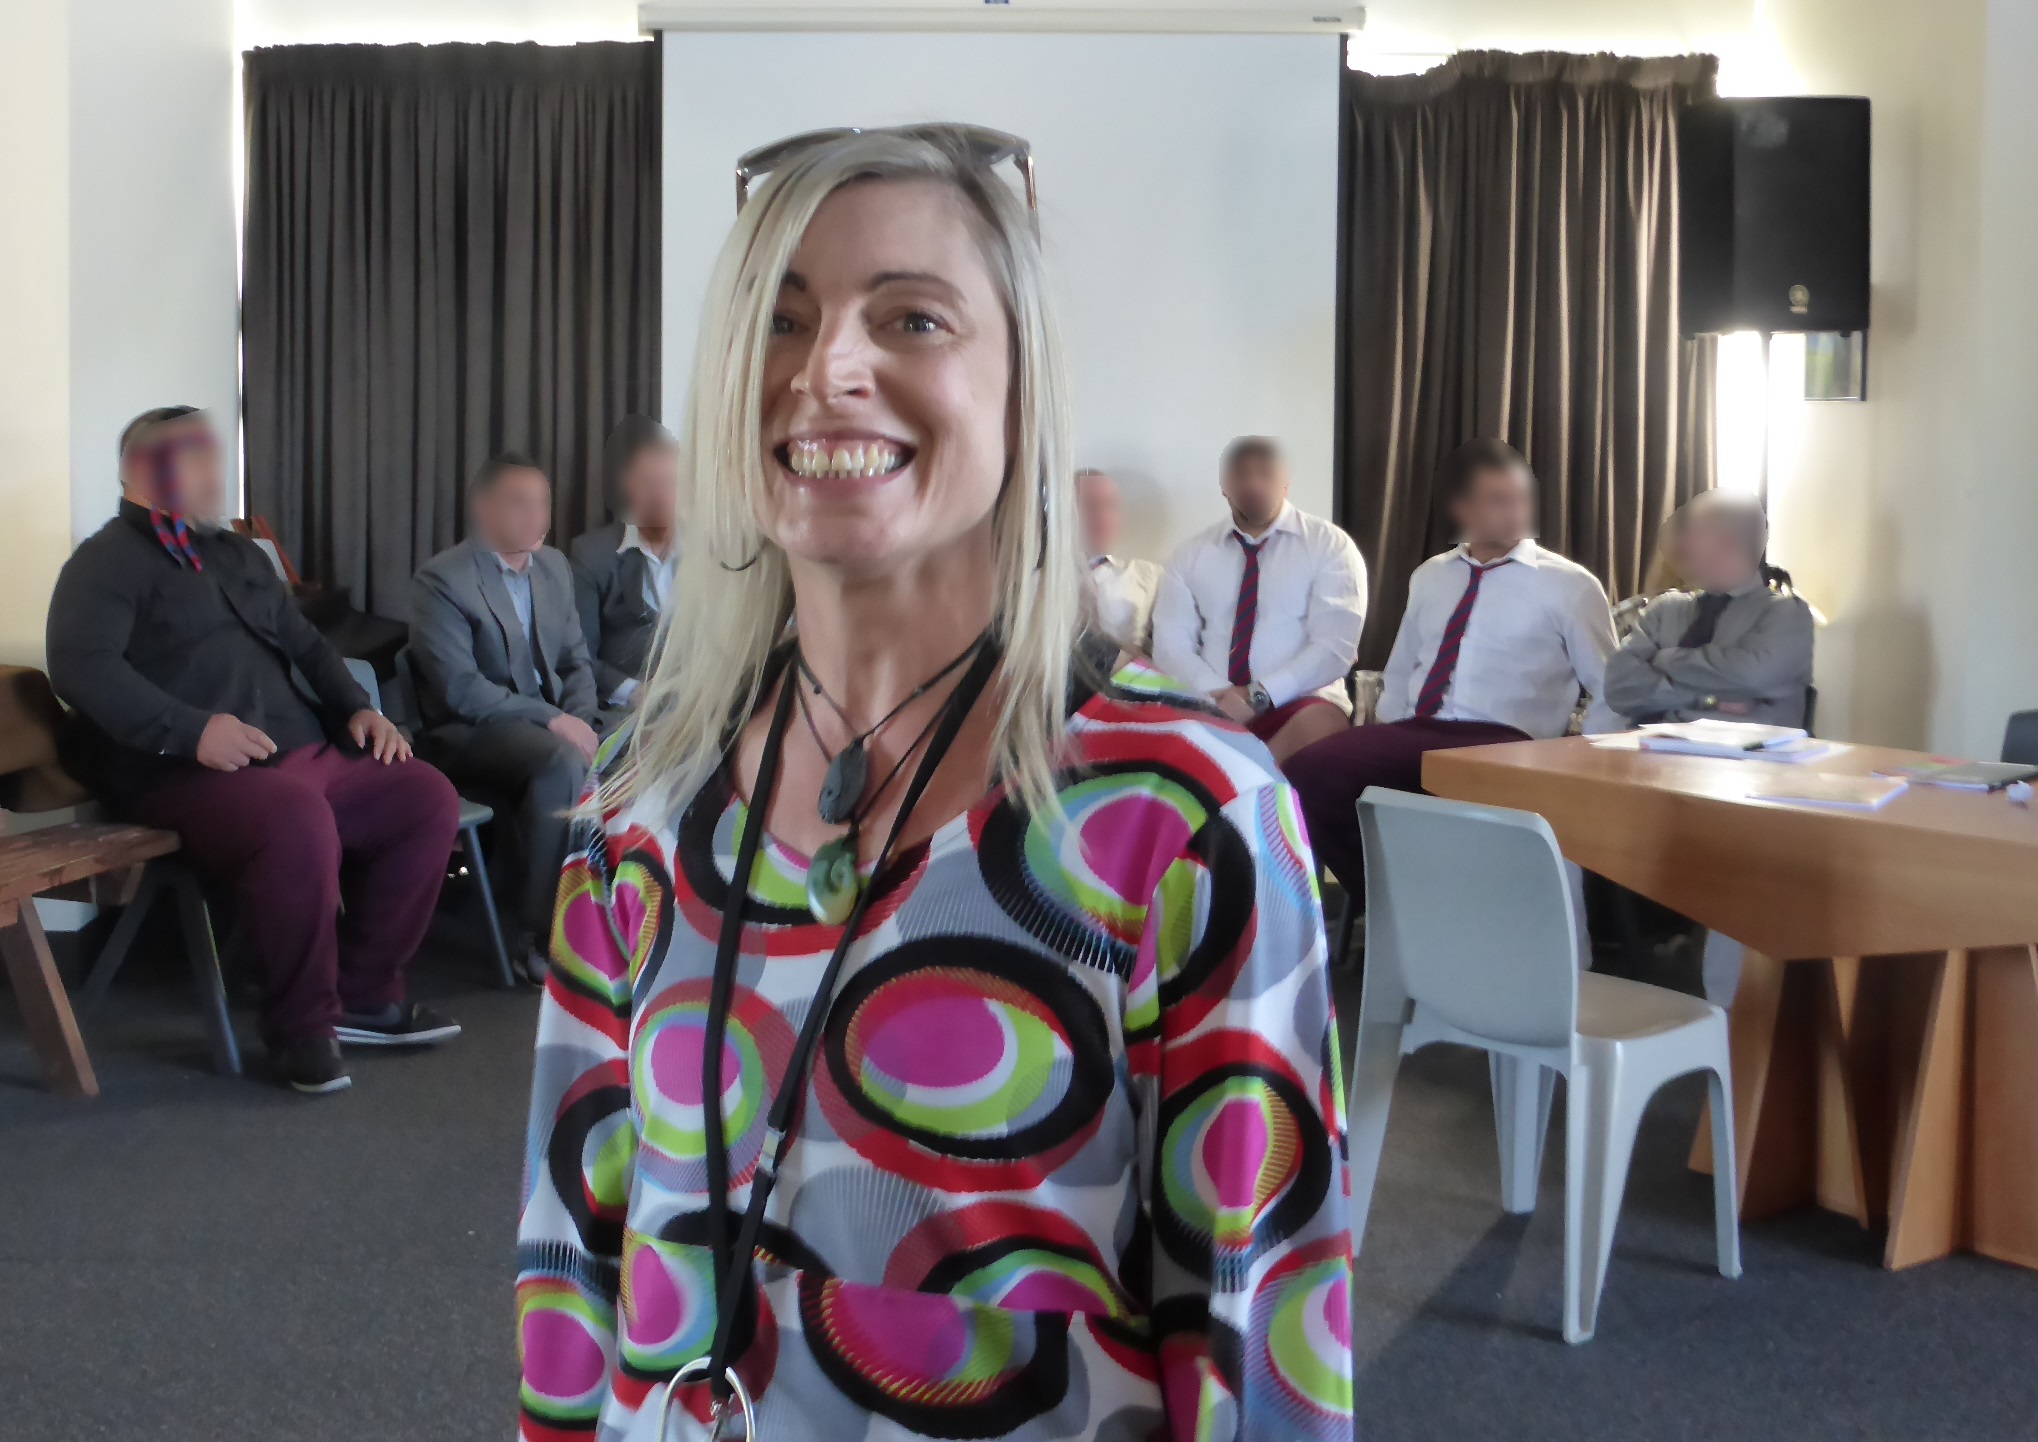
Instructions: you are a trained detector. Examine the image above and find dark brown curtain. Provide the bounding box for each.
[1338,51,1718,666]
[242,41,661,620]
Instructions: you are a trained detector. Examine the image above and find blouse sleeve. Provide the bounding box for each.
[1139,777,1355,1440]
[515,809,642,1439]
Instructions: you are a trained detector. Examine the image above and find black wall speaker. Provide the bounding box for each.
[1679,97,1871,334]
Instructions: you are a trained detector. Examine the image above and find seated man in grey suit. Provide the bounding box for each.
[570,415,679,708]
[1603,490,1815,730]
[411,453,608,976]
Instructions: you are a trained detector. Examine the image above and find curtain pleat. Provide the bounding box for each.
[242,40,662,620]
[1339,51,1718,667]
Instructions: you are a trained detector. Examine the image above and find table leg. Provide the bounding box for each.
[1884,949,1970,1269]
[0,901,100,1098]
[1691,949,1823,1218]
[1971,944,2038,1269]
[1817,957,1870,1225]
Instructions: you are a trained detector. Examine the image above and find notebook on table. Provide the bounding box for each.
[1878,760,2038,792]
[1634,720,1809,758]
[1743,773,1909,811]
[1591,723,1839,764]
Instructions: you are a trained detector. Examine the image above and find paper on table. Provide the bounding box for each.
[1590,732,1845,764]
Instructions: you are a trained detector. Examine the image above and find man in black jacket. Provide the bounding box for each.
[46,407,463,1095]
[570,415,679,707]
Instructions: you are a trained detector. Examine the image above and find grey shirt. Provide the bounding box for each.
[1602,580,1816,728]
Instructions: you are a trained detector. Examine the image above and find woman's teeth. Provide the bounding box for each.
[784,438,904,479]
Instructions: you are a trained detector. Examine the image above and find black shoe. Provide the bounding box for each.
[334,1001,463,1048]
[518,946,549,987]
[273,1034,352,1095]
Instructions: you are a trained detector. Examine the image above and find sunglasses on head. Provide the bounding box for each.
[734,123,1038,214]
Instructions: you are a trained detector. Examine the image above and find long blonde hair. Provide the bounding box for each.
[598,129,1083,822]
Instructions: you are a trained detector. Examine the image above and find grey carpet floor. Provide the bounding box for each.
[4,939,2037,1441]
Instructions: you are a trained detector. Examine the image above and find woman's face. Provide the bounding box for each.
[760,177,1012,579]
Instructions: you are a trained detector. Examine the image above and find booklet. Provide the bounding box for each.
[1876,760,2038,792]
[1744,773,1908,811]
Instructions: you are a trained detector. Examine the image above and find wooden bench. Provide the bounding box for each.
[0,667,240,1097]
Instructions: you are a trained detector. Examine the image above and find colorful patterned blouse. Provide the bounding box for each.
[516,661,1355,1441]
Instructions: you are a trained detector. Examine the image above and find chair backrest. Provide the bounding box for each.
[1357,788,1580,1048]
[343,657,383,715]
[252,538,289,583]
[2004,710,2038,766]
[387,647,422,732]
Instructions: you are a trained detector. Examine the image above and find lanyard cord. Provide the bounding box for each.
[695,634,1002,1406]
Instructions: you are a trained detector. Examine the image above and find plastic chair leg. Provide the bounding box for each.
[1706,1063,1743,1279]
[1345,1019,1406,1255]
[463,824,516,990]
[1571,1048,1644,1345]
[1492,1054,1555,1215]
[1562,1058,1593,1343]
[169,865,241,1077]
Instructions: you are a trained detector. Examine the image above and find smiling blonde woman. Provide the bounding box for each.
[515,126,1354,1442]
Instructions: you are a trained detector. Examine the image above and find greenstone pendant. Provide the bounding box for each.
[806,836,862,925]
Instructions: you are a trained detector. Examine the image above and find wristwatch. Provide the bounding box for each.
[1247,681,1274,714]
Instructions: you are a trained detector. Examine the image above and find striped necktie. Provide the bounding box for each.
[1413,557,1513,718]
[1226,534,1266,686]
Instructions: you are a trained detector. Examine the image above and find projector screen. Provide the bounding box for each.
[659,28,1343,560]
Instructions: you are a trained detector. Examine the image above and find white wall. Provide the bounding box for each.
[661,29,1342,560]
[236,0,638,45]
[68,0,240,544]
[1750,0,1993,754]
[0,1,75,668]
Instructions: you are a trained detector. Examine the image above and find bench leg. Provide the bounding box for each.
[0,903,100,1098]
[462,824,516,990]
[168,865,241,1077]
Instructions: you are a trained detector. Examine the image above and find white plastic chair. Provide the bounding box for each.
[1346,788,1741,1343]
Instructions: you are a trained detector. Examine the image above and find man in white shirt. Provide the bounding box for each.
[1077,468,1162,654]
[1151,436,1367,764]
[1286,438,1619,892]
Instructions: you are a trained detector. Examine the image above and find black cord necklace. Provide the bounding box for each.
[680,635,1004,1438]
[793,680,951,924]
[798,635,983,828]
[794,633,989,924]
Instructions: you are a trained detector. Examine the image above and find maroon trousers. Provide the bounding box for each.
[1283,717,1530,896]
[123,745,462,1045]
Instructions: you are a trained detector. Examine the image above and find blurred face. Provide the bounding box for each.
[1674,509,1759,593]
[1451,463,1535,548]
[1076,472,1122,556]
[471,466,552,555]
[621,443,679,531]
[123,418,225,521]
[1222,454,1288,531]
[761,177,1012,579]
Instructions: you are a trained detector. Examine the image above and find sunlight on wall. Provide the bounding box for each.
[1714,330,1809,503]
[1714,1,1804,97]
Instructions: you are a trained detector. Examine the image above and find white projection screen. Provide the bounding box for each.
[658,27,1343,559]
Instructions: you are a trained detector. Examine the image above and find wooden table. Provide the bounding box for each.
[1423,737,2038,1271]
[0,822,183,1098]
